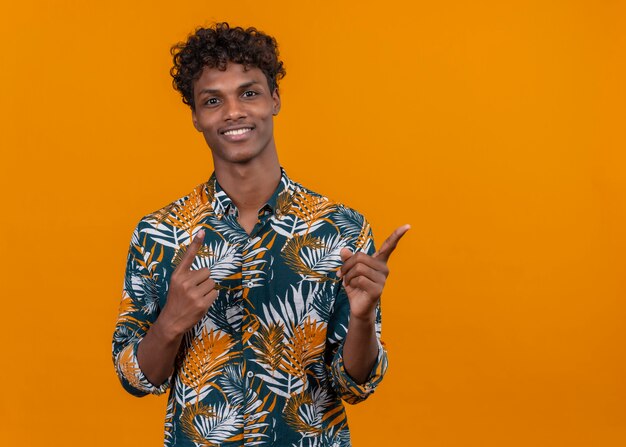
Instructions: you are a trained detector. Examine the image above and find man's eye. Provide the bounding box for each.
[243,91,258,98]
[205,98,219,106]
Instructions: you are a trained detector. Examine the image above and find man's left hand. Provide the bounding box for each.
[338,224,410,322]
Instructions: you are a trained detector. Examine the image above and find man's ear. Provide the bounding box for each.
[191,109,201,131]
[272,89,281,116]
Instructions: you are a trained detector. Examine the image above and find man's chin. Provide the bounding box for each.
[212,151,260,166]
[210,145,272,166]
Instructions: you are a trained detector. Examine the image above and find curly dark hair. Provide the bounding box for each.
[170,22,286,109]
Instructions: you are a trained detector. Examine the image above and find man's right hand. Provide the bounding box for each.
[160,229,218,335]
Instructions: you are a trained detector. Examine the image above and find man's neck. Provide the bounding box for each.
[213,155,282,214]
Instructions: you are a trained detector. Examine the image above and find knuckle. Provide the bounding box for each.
[358,264,370,276]
[191,291,205,304]
[182,281,195,294]
[354,252,366,261]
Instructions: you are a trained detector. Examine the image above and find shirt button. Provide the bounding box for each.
[246,371,254,379]
[246,281,254,288]
[247,326,254,334]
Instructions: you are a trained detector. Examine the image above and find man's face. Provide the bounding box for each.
[192,63,280,166]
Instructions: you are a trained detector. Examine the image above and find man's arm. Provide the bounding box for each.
[136,229,218,386]
[341,310,380,384]
[338,224,410,384]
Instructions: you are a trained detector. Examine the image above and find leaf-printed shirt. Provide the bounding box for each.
[112,169,388,447]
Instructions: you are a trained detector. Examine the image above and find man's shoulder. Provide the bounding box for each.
[289,179,368,222]
[291,179,375,253]
[134,181,212,229]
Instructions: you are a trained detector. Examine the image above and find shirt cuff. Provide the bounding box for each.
[331,340,388,404]
[115,340,171,396]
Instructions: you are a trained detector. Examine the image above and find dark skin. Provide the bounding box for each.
[137,62,409,386]
[339,224,410,382]
[191,62,282,235]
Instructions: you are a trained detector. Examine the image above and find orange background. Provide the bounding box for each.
[1,1,625,446]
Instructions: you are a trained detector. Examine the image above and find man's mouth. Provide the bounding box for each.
[222,127,253,136]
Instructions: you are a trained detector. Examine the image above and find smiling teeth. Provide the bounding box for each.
[224,128,252,136]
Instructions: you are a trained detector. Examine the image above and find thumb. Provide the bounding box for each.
[340,247,353,263]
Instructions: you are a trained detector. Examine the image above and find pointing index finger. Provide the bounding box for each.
[373,224,410,262]
[177,229,205,271]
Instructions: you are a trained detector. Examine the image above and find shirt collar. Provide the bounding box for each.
[207,168,295,220]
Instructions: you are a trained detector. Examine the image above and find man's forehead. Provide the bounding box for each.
[195,63,266,89]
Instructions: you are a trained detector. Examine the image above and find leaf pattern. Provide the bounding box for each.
[279,318,326,384]
[179,327,235,397]
[112,170,388,446]
[251,322,285,373]
[282,233,325,279]
[283,392,323,436]
[180,402,242,446]
[291,190,336,227]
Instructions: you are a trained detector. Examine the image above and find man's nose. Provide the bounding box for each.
[223,98,246,121]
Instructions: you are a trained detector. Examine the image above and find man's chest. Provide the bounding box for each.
[148,214,347,328]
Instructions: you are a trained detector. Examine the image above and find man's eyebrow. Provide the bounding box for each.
[238,81,260,89]
[197,81,261,96]
[197,88,220,95]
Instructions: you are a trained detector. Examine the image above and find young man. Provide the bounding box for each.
[113,23,409,446]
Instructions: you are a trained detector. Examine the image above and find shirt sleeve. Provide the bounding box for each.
[327,216,389,404]
[112,223,171,397]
